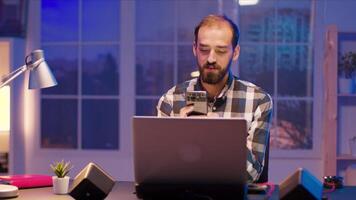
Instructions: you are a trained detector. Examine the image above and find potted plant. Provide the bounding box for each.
[338,51,356,94]
[50,160,72,194]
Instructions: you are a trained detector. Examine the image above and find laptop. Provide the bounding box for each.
[132,116,248,199]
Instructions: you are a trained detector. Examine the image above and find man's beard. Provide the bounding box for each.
[199,61,231,84]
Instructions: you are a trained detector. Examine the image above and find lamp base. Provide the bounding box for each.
[0,184,19,199]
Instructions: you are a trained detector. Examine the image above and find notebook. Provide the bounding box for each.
[0,174,52,189]
[133,116,247,185]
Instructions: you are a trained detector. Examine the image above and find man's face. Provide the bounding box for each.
[193,23,240,84]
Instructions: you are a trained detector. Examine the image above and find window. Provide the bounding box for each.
[135,0,218,116]
[238,0,314,150]
[40,0,315,151]
[41,0,120,150]
[135,0,315,151]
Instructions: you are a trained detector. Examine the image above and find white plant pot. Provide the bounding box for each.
[52,176,70,195]
[339,77,353,94]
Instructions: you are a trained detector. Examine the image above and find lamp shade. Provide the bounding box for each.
[28,50,57,89]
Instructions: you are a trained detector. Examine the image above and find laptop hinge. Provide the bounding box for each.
[135,183,247,200]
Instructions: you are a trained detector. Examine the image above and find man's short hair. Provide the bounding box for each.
[194,14,240,48]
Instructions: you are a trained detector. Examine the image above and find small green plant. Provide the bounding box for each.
[50,160,73,178]
[339,51,356,78]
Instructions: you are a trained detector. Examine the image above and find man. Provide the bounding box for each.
[156,15,273,183]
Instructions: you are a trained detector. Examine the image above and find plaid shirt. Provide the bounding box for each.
[156,73,273,182]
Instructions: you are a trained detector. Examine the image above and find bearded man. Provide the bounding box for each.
[156,14,273,183]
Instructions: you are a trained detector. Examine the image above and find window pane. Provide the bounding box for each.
[0,0,26,37]
[41,0,78,42]
[239,44,275,95]
[82,0,120,42]
[271,100,313,149]
[82,99,119,150]
[0,153,8,173]
[136,45,174,95]
[136,0,174,42]
[276,0,311,43]
[82,45,119,95]
[338,98,356,155]
[277,45,313,97]
[41,99,77,149]
[136,99,158,116]
[239,0,277,42]
[178,45,196,83]
[177,0,218,42]
[42,45,78,95]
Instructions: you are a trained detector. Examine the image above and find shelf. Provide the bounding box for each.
[338,94,356,97]
[337,154,356,160]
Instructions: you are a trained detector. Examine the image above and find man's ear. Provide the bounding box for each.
[232,45,240,61]
[193,42,197,57]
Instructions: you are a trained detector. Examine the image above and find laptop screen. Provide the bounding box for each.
[133,116,247,185]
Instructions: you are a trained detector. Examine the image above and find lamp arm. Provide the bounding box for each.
[0,64,28,89]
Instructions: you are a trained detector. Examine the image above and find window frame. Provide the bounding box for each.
[36,0,320,160]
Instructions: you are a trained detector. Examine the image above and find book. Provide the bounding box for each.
[0,174,52,189]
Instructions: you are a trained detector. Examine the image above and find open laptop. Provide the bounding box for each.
[132,116,248,199]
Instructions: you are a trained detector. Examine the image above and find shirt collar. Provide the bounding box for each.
[194,71,234,101]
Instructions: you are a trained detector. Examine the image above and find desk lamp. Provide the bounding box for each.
[0,49,57,198]
[0,49,57,89]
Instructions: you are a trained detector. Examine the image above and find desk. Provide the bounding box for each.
[323,186,356,200]
[12,182,356,200]
[14,182,277,200]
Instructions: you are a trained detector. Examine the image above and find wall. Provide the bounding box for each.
[0,38,26,175]
[320,0,356,180]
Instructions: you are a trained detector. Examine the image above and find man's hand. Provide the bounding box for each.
[179,104,194,117]
[180,104,211,117]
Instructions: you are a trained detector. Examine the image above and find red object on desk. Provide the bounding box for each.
[0,174,53,189]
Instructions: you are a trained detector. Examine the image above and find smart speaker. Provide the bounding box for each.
[279,168,323,200]
[69,162,115,200]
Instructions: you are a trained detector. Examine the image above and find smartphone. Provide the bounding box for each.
[185,91,208,115]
